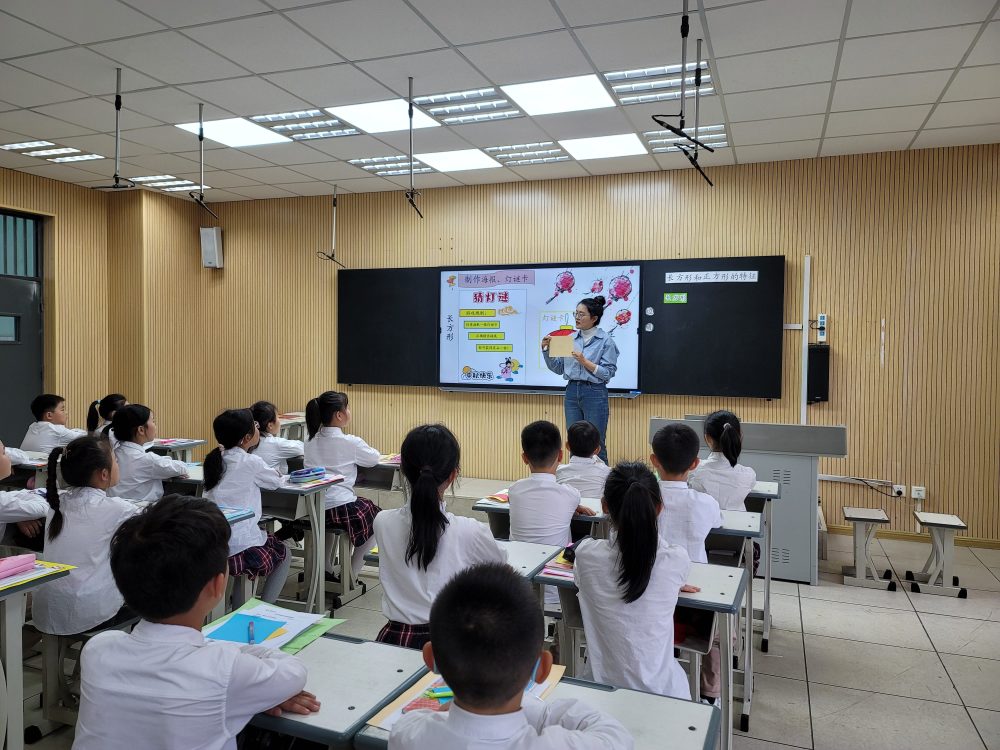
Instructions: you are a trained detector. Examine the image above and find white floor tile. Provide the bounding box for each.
[350,582,384,612]
[799,598,933,651]
[879,539,980,566]
[969,707,1000,750]
[971,548,1000,567]
[909,586,1000,622]
[941,653,1000,711]
[23,704,74,748]
[734,674,812,749]
[920,613,1000,660]
[768,593,802,632]
[328,605,387,641]
[754,628,806,681]
[753,577,798,597]
[818,549,891,578]
[734,736,812,750]
[804,573,913,611]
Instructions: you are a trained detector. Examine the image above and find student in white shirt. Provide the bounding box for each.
[390,562,632,750]
[20,393,87,454]
[574,461,696,701]
[556,420,611,499]
[250,400,304,474]
[688,410,757,511]
[0,442,48,543]
[33,435,140,635]
[303,390,381,581]
[373,424,506,650]
[86,393,127,441]
[204,409,289,608]
[107,404,188,502]
[74,495,319,750]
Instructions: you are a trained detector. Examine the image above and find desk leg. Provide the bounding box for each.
[762,501,772,651]
[741,539,754,732]
[1,594,26,750]
[720,611,734,750]
[305,491,325,615]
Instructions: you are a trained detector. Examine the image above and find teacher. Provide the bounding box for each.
[541,295,619,464]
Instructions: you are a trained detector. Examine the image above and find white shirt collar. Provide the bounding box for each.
[119,441,145,452]
[445,703,529,741]
[529,472,557,483]
[568,455,600,465]
[660,479,689,489]
[130,620,205,646]
[319,426,344,436]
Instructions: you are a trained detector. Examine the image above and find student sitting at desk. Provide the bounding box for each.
[204,409,290,608]
[391,562,632,749]
[86,393,128,442]
[0,441,48,543]
[108,404,188,503]
[74,495,319,750]
[373,424,506,650]
[574,461,696,701]
[688,410,756,511]
[251,401,304,474]
[556,420,611,499]
[20,393,87,454]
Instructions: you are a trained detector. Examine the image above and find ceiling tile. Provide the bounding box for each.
[846,0,995,37]
[228,184,298,199]
[730,114,825,145]
[93,32,250,84]
[0,12,71,59]
[118,152,202,173]
[178,77,310,117]
[19,163,110,182]
[9,48,160,96]
[820,131,914,155]
[509,161,590,180]
[654,147,735,170]
[707,0,846,58]
[0,63,86,107]
[537,108,634,140]
[288,161,371,181]
[0,127,38,143]
[410,0,563,45]
[229,165,311,183]
[926,97,1000,128]
[232,142,329,166]
[1,0,164,44]
[170,170,262,188]
[376,127,475,153]
[183,15,341,74]
[578,154,658,175]
[620,97,724,133]
[58,133,159,158]
[912,122,1000,149]
[725,83,831,122]
[359,49,492,98]
[0,109,95,139]
[286,0,445,60]
[839,26,980,79]
[449,117,555,147]
[736,139,820,164]
[120,0,271,26]
[0,101,16,113]
[176,148,271,169]
[945,65,1000,102]
[451,167,523,185]
[461,31,594,85]
[575,15,703,72]
[966,21,1000,66]
[328,176,402,193]
[825,104,931,137]
[0,150,44,169]
[305,134,396,159]
[264,65,392,108]
[716,43,839,93]
[35,98,161,133]
[273,181,339,196]
[555,0,677,26]
[386,172,463,189]
[124,86,233,122]
[833,71,952,110]
[122,124,211,152]
[203,188,252,202]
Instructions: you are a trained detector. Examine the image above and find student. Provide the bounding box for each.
[73,495,319,750]
[688,410,757,510]
[86,393,128,439]
[303,390,381,581]
[574,462,696,701]
[250,401,304,474]
[390,562,632,749]
[108,404,187,503]
[650,423,723,565]
[32,436,140,635]
[0,440,48,542]
[204,409,290,608]
[556,420,610,499]
[373,424,506,650]
[20,394,87,454]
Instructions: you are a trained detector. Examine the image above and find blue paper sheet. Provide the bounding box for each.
[207,613,284,644]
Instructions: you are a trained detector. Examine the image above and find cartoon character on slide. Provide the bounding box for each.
[497,358,521,381]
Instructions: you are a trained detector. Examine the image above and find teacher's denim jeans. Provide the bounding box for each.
[565,380,609,464]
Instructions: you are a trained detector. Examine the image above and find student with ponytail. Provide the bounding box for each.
[574,461,698,700]
[688,409,757,510]
[250,401,303,474]
[108,405,187,502]
[33,436,140,635]
[87,394,128,439]
[372,424,506,649]
[204,409,290,608]
[303,391,382,583]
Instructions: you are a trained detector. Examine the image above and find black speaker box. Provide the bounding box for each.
[807,343,830,403]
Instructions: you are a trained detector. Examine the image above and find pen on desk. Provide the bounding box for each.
[248,621,255,645]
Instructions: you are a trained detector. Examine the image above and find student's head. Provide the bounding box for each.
[520,420,562,471]
[704,410,743,467]
[400,424,460,571]
[31,394,67,424]
[575,295,606,330]
[47,436,118,541]
[425,563,552,711]
[650,423,701,478]
[250,400,279,437]
[86,393,127,433]
[602,461,661,603]
[110,495,231,622]
[112,404,156,444]
[204,409,258,490]
[305,390,349,440]
[566,420,602,459]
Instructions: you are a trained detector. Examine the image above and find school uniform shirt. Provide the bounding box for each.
[0,489,49,541]
[204,448,283,556]
[108,441,187,503]
[508,473,581,548]
[73,620,308,750]
[20,421,87,454]
[4,446,29,466]
[303,426,380,510]
[556,455,611,500]
[90,423,119,447]
[32,487,140,635]
[542,327,619,384]
[253,434,304,474]
[374,504,508,624]
[688,451,757,511]
[657,480,723,565]
[574,534,692,700]
[389,694,633,750]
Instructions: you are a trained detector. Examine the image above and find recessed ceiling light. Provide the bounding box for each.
[558,133,647,160]
[414,149,501,172]
[501,75,614,116]
[176,118,290,148]
[146,180,194,188]
[25,147,79,157]
[250,110,323,123]
[131,175,176,182]
[162,184,208,192]
[348,155,410,166]
[1,140,54,150]
[290,129,358,140]
[325,99,439,134]
[48,153,105,163]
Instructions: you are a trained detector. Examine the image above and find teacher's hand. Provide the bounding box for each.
[541,336,551,351]
[571,350,593,370]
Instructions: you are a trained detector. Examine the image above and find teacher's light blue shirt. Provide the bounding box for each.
[543,328,619,384]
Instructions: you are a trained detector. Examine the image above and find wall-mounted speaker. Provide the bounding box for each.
[807,343,830,403]
[200,227,223,269]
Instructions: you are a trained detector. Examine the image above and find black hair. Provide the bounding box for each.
[651,423,700,475]
[521,420,561,468]
[110,494,231,621]
[250,401,278,438]
[46,436,114,541]
[204,409,255,490]
[578,295,606,325]
[31,394,65,421]
[430,562,542,709]
[704,409,743,467]
[87,394,127,433]
[305,391,348,440]
[603,461,661,603]
[567,420,601,458]
[400,424,459,570]
[111,404,152,444]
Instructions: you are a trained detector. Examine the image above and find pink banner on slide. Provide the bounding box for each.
[456,270,535,288]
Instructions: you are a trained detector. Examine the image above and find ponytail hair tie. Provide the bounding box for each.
[723,422,732,430]
[419,465,435,478]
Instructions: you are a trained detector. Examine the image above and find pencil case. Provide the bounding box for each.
[0,553,36,579]
[288,467,326,483]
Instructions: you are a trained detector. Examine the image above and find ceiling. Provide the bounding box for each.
[0,0,997,202]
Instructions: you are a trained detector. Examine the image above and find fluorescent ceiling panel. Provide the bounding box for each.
[501,75,614,116]
[558,133,647,160]
[175,118,290,147]
[1,140,54,150]
[325,99,439,134]
[413,148,501,172]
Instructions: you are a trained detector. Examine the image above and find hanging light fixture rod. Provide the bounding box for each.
[188,103,219,219]
[91,68,135,190]
[405,76,424,219]
[317,184,347,267]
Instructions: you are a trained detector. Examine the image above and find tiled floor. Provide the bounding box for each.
[27,539,1000,750]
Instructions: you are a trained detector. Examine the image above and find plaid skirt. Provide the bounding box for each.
[377,620,431,651]
[326,496,381,548]
[229,534,288,580]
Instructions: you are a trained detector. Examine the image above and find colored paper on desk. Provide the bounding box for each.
[379,453,401,464]
[0,560,75,592]
[0,554,36,578]
[484,490,509,503]
[281,473,344,490]
[204,598,339,653]
[281,617,344,655]
[208,613,284,644]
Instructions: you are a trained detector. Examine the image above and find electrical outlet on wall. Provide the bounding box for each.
[912,486,926,500]
[892,484,906,497]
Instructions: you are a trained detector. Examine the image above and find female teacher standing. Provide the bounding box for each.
[541,295,618,464]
